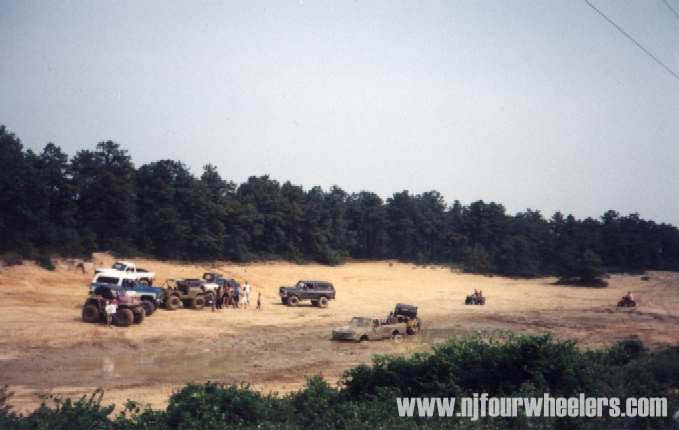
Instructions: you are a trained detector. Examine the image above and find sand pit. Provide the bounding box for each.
[1,253,678,412]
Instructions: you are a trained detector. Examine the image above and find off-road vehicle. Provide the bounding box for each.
[81,285,145,326]
[617,297,637,307]
[89,280,165,316]
[332,303,421,342]
[201,272,239,295]
[94,261,155,285]
[465,293,486,305]
[162,278,210,310]
[279,280,335,307]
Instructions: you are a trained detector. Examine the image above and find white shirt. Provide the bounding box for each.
[105,303,117,315]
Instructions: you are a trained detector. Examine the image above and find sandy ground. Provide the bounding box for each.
[1,253,678,413]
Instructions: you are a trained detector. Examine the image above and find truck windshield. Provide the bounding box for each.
[349,317,371,327]
[112,263,126,271]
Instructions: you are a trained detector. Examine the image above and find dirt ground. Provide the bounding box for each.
[1,253,678,413]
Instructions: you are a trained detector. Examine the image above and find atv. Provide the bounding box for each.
[617,297,637,308]
[465,294,486,305]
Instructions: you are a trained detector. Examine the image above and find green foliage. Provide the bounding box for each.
[2,124,679,276]
[5,335,679,429]
[35,254,56,271]
[461,244,494,274]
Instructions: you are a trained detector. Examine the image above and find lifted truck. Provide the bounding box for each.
[161,278,210,310]
[81,285,146,326]
[332,303,421,342]
[89,280,165,316]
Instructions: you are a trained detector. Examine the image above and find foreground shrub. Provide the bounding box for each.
[4,335,679,429]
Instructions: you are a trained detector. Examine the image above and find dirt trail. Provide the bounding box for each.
[1,254,678,412]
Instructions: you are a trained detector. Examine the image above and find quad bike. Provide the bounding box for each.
[465,294,486,305]
[617,297,637,308]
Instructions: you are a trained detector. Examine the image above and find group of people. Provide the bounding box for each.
[211,281,261,311]
[472,289,484,299]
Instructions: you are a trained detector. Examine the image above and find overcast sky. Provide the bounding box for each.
[1,0,678,224]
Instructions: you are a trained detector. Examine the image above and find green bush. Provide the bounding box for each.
[0,252,23,266]
[35,254,56,271]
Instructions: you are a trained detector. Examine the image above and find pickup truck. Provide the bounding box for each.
[89,280,165,315]
[94,261,155,285]
[332,304,421,342]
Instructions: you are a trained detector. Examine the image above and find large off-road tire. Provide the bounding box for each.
[82,305,100,323]
[287,296,299,306]
[116,309,134,327]
[133,308,145,324]
[318,297,329,308]
[141,300,155,316]
[281,297,289,305]
[392,332,404,342]
[192,295,206,310]
[465,296,472,305]
[166,296,181,310]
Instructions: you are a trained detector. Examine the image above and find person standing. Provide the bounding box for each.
[242,281,251,309]
[232,283,240,309]
[105,300,117,328]
[224,285,232,308]
[218,286,224,310]
[256,292,262,310]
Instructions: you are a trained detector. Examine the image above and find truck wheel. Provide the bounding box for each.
[311,300,319,307]
[82,305,100,323]
[133,308,145,324]
[166,296,181,310]
[141,301,155,316]
[192,296,206,310]
[116,309,134,327]
[288,296,299,306]
[318,297,329,308]
[392,333,404,342]
[281,297,289,305]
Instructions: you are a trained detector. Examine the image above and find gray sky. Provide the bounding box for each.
[1,0,678,224]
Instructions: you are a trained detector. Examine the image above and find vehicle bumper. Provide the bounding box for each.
[332,331,358,341]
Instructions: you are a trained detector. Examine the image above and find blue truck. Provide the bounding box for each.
[89,280,166,315]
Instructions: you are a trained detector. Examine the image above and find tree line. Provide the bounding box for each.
[2,124,679,280]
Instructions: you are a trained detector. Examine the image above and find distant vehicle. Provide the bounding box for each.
[617,297,637,308]
[332,304,421,342]
[89,280,165,315]
[465,293,486,305]
[81,284,145,326]
[161,278,210,310]
[94,261,155,285]
[279,280,335,307]
[201,272,240,298]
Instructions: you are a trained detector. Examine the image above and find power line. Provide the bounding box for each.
[661,0,679,22]
[583,0,679,82]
